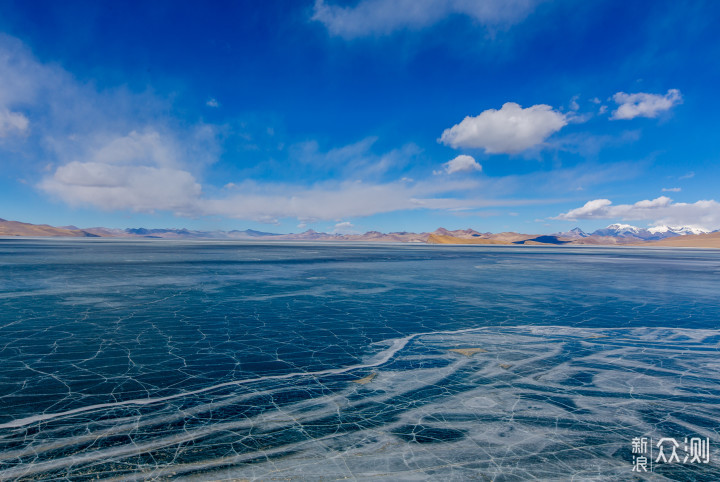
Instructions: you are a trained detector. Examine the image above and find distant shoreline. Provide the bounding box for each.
[2,235,719,249]
[2,217,719,248]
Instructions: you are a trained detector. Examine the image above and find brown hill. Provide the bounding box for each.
[428,234,511,245]
[341,231,429,243]
[0,219,100,237]
[432,227,484,239]
[428,233,600,246]
[638,232,720,248]
[3,217,718,247]
[427,232,556,245]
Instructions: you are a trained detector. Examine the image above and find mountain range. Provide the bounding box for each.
[1,217,718,247]
[570,223,710,240]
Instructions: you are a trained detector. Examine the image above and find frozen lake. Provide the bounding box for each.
[0,239,718,479]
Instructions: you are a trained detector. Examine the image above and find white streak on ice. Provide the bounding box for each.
[0,327,480,430]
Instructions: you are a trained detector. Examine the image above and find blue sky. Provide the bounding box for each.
[1,0,719,234]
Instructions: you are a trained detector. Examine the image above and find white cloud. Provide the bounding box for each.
[679,171,695,180]
[312,0,539,39]
[39,129,205,214]
[0,108,29,137]
[199,178,487,222]
[439,102,568,154]
[557,198,613,219]
[89,130,180,167]
[555,196,720,230]
[611,89,682,120]
[195,173,564,224]
[332,221,356,234]
[435,154,482,174]
[40,162,201,213]
[662,187,681,192]
[206,98,219,107]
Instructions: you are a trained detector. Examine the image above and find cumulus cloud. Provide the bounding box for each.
[40,163,202,213]
[439,102,568,154]
[435,154,482,174]
[206,98,219,107]
[555,196,720,230]
[662,187,681,192]
[557,198,613,219]
[312,0,539,39]
[39,129,206,214]
[611,89,682,120]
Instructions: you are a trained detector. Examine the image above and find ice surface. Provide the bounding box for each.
[1,240,719,479]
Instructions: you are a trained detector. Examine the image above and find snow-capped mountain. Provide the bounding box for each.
[646,225,710,236]
[591,224,643,238]
[554,227,589,238]
[591,223,710,240]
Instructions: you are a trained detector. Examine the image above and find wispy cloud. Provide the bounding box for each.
[290,137,421,180]
[439,102,568,154]
[206,98,220,108]
[200,178,493,223]
[569,95,580,111]
[555,196,720,229]
[312,0,539,39]
[0,108,29,138]
[549,130,641,157]
[662,187,681,192]
[611,89,682,120]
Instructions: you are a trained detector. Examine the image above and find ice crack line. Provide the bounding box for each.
[0,326,484,430]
